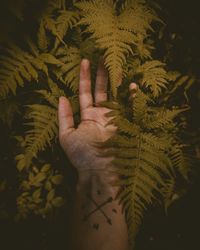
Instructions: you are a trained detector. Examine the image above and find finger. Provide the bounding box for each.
[95,57,108,104]
[58,96,74,141]
[129,82,138,99]
[79,59,93,112]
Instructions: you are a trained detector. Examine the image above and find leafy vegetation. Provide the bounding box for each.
[0,0,198,248]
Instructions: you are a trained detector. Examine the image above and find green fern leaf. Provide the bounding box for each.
[170,144,192,180]
[161,179,178,213]
[38,19,49,51]
[54,10,80,48]
[144,107,188,130]
[116,135,165,244]
[132,90,150,122]
[76,0,156,97]
[0,43,49,98]
[136,60,169,97]
[16,104,58,170]
[54,45,81,91]
[141,133,172,150]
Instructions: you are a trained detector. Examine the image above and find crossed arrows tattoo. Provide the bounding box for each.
[83,193,113,226]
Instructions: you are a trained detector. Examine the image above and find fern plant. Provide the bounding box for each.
[75,0,157,97]
[99,89,191,245]
[0,0,196,248]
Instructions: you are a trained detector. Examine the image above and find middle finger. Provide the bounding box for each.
[95,57,108,105]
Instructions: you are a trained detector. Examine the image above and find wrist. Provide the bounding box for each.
[77,169,119,198]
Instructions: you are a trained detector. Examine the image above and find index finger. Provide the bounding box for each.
[95,57,108,104]
[79,59,93,113]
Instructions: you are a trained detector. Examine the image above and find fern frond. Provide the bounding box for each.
[43,15,58,36]
[141,132,171,150]
[112,116,140,136]
[36,90,58,108]
[38,19,49,51]
[116,134,166,244]
[169,144,192,180]
[54,10,80,48]
[102,125,173,243]
[0,36,66,98]
[76,0,157,97]
[0,43,57,98]
[54,45,81,91]
[165,71,196,102]
[37,77,79,115]
[132,90,150,122]
[135,35,154,59]
[101,90,181,243]
[144,107,187,130]
[16,104,58,171]
[36,78,64,108]
[120,0,156,35]
[136,60,169,97]
[41,6,79,48]
[39,14,65,47]
[161,178,178,213]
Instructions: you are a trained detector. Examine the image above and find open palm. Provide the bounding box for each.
[58,58,137,172]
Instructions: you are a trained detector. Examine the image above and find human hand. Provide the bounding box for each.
[58,58,137,173]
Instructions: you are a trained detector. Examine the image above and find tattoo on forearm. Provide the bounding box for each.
[93,223,99,230]
[112,208,117,214]
[82,191,114,228]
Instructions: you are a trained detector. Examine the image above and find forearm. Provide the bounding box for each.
[70,170,129,250]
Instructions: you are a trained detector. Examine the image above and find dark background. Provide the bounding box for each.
[0,0,200,249]
[136,1,200,250]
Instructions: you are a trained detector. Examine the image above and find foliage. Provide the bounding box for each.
[16,162,64,220]
[99,89,192,244]
[75,0,157,97]
[0,0,197,248]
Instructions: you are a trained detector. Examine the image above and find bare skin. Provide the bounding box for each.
[58,58,137,250]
